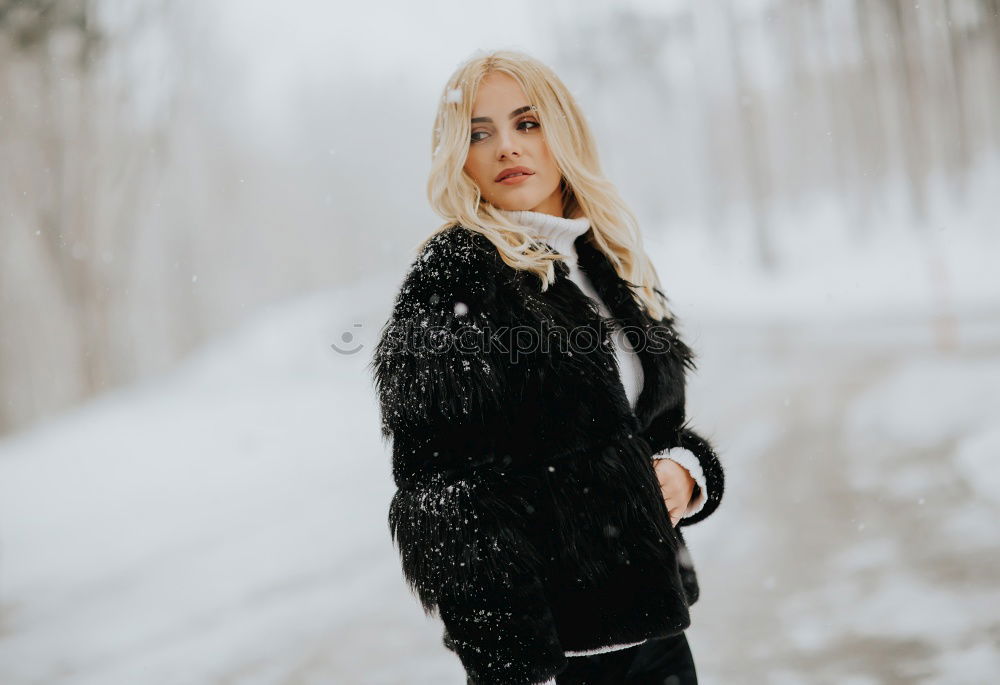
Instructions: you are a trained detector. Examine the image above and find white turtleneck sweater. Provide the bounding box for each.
[497,210,707,664]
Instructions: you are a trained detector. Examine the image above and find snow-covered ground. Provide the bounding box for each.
[1,225,999,683]
[686,308,1000,684]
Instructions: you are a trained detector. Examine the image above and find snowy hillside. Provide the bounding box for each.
[1,229,999,683]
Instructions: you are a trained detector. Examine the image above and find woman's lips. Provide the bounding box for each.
[497,173,533,185]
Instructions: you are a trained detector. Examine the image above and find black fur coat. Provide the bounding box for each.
[370,224,724,685]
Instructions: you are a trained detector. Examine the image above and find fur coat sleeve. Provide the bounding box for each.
[670,427,724,526]
[371,230,568,685]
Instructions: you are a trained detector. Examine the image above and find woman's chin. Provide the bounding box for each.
[490,194,544,211]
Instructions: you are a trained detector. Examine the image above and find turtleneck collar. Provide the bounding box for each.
[497,209,591,264]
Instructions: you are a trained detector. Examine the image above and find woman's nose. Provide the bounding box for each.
[495,129,521,159]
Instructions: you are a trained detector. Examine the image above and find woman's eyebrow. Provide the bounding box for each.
[471,105,534,123]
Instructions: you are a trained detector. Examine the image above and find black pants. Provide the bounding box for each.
[554,633,698,685]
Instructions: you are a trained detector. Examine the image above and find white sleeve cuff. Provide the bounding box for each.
[652,447,708,518]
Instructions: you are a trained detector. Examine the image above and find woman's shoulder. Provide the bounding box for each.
[416,223,502,270]
[396,224,508,308]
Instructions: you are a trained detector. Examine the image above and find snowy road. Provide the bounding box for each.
[1,288,998,684]
[686,310,1000,684]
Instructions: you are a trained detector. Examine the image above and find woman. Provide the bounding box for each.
[370,50,724,685]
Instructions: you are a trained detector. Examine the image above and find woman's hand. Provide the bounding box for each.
[652,458,696,527]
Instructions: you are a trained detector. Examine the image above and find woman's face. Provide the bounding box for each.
[464,72,564,217]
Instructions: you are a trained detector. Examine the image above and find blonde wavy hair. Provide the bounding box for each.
[423,49,674,321]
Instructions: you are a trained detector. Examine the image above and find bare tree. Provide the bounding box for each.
[0,0,160,429]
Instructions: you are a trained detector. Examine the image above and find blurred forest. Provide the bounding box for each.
[558,0,1000,265]
[0,0,998,435]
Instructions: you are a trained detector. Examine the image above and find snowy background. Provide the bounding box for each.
[1,1,999,683]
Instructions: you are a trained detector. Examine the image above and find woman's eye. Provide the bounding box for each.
[470,120,539,143]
